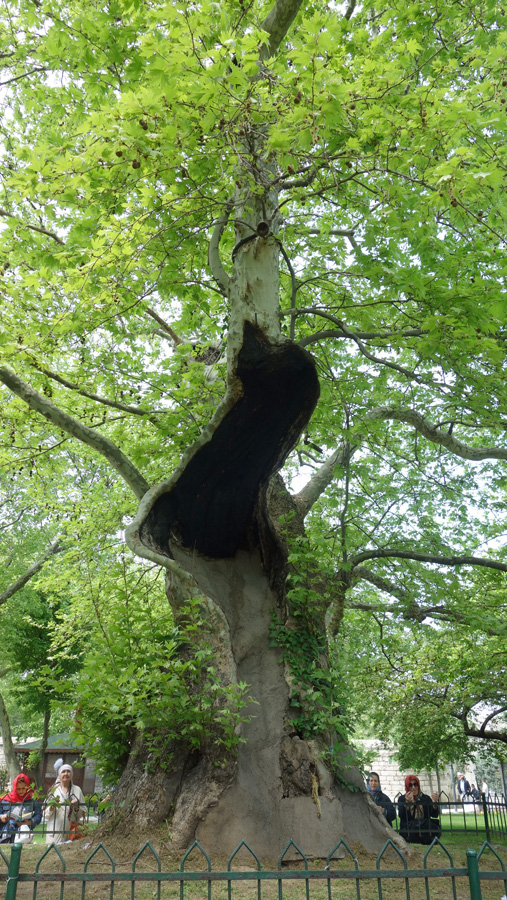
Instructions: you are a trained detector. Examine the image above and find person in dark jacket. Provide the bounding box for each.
[398,774,441,844]
[457,773,471,799]
[0,773,42,844]
[366,772,396,825]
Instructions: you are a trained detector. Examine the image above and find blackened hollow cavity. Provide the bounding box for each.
[140,322,320,559]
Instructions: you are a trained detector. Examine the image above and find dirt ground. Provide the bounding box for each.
[3,828,507,900]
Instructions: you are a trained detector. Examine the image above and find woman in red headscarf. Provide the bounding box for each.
[0,773,42,843]
[397,774,441,845]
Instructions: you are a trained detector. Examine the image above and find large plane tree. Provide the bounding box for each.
[2,0,507,857]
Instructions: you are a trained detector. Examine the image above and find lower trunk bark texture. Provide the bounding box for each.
[111,548,399,857]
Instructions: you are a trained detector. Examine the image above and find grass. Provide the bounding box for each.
[2,834,507,900]
[16,819,101,845]
[390,813,507,847]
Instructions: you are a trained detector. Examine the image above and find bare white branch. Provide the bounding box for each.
[0,540,62,606]
[294,441,358,517]
[208,203,233,294]
[260,0,305,60]
[366,407,507,461]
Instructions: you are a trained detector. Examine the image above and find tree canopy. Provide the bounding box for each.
[1,0,507,853]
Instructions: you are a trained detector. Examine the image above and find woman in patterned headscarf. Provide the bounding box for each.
[398,774,441,844]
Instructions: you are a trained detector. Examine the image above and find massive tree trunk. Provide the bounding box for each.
[123,130,400,857]
[172,548,352,857]
[124,456,399,857]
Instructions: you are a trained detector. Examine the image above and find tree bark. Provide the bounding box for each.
[0,687,20,784]
[37,707,51,789]
[0,539,62,606]
[168,547,350,858]
[121,525,402,857]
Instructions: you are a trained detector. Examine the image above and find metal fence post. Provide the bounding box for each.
[466,849,482,900]
[482,794,491,842]
[6,843,22,900]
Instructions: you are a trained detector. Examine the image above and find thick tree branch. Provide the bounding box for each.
[36,366,163,418]
[344,0,357,19]
[208,202,233,294]
[479,705,507,733]
[0,539,62,606]
[260,0,304,60]
[294,401,507,518]
[461,709,507,744]
[278,171,316,190]
[463,726,507,743]
[305,226,358,249]
[293,441,358,517]
[366,407,507,461]
[350,566,473,626]
[350,547,507,573]
[276,239,297,339]
[299,327,425,349]
[0,365,150,500]
[299,329,353,348]
[279,307,425,347]
[145,307,184,346]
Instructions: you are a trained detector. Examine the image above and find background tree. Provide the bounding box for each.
[0,672,19,784]
[475,747,507,796]
[337,589,507,776]
[1,0,507,856]
[2,588,84,772]
[0,479,62,782]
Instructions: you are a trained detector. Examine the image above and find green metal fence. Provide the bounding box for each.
[1,838,507,900]
[0,792,108,846]
[391,793,507,842]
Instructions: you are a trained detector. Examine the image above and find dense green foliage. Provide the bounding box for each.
[36,557,250,782]
[335,603,507,772]
[1,0,507,782]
